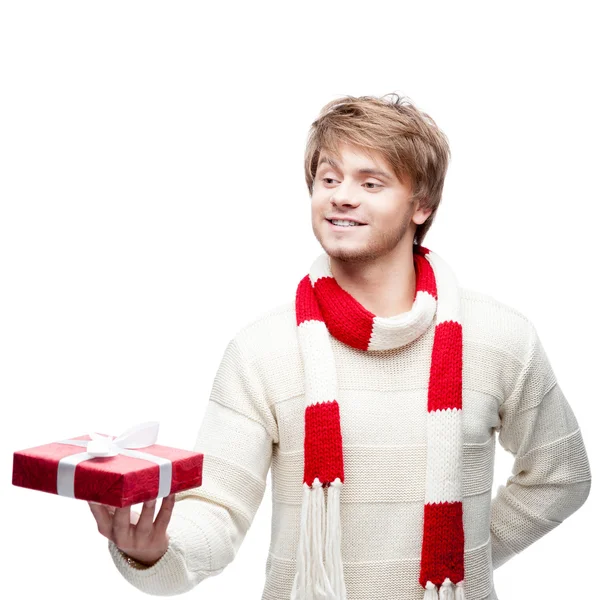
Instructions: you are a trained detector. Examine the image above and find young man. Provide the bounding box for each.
[93,94,591,599]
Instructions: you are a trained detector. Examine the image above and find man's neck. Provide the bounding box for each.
[329,251,417,318]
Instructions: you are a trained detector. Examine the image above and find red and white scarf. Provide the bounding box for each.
[292,244,465,600]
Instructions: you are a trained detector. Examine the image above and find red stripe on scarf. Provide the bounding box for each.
[304,400,345,486]
[428,320,463,412]
[313,276,374,350]
[419,500,465,588]
[413,250,438,300]
[296,275,322,325]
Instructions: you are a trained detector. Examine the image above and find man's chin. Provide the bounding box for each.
[324,245,378,263]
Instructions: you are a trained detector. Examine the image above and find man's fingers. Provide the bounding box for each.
[88,502,114,540]
[112,504,132,533]
[153,494,176,533]
[89,496,175,543]
[130,509,141,526]
[135,500,157,535]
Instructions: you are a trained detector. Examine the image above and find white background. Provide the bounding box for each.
[2,1,597,598]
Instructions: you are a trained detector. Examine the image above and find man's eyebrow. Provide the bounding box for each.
[317,156,393,181]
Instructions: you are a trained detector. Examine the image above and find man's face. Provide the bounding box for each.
[311,142,429,263]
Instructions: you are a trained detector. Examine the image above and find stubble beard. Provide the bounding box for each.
[317,217,411,264]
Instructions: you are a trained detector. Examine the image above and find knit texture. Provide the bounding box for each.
[107,270,591,599]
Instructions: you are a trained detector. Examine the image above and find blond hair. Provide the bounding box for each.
[304,93,451,247]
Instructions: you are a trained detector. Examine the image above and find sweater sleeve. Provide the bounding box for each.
[106,335,278,595]
[490,320,591,570]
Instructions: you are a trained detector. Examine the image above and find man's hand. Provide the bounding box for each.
[89,494,176,567]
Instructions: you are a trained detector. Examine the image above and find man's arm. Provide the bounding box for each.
[491,320,591,570]
[107,335,278,595]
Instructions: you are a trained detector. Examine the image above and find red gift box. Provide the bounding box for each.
[12,421,203,508]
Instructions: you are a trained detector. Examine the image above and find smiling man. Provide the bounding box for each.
[103,94,591,600]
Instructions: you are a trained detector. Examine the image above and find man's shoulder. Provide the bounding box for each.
[459,286,533,360]
[240,300,296,333]
[230,300,298,361]
[459,286,531,321]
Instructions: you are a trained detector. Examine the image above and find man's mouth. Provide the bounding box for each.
[326,219,367,228]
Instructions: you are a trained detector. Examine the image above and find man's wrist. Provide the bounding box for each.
[117,547,155,569]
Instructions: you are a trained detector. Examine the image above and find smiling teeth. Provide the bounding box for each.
[331,219,360,227]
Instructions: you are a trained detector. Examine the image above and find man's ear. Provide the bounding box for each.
[412,200,432,225]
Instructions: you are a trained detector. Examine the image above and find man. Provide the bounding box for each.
[90,93,591,599]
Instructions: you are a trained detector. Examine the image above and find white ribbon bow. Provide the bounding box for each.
[85,421,160,457]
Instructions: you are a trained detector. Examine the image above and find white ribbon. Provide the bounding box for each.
[54,421,172,502]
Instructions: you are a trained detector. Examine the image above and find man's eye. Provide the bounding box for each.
[321,178,380,189]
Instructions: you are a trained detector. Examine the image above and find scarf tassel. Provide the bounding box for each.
[290,477,347,600]
[424,578,466,600]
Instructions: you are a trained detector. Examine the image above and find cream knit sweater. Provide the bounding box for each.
[107,287,591,599]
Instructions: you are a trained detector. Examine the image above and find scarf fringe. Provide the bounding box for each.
[290,478,347,600]
[424,579,466,600]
